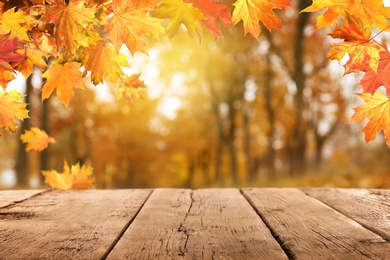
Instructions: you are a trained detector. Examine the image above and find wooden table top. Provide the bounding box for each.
[0,188,389,259]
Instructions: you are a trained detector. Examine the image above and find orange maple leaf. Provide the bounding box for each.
[232,0,292,38]
[42,161,95,190]
[41,61,85,107]
[152,0,206,38]
[84,41,126,84]
[105,0,165,53]
[20,127,56,152]
[328,14,385,74]
[16,44,48,78]
[0,90,29,135]
[302,0,390,31]
[0,33,24,88]
[351,92,390,147]
[360,42,390,95]
[42,0,98,52]
[191,0,232,38]
[118,74,146,102]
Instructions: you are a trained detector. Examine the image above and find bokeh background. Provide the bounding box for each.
[1,0,390,189]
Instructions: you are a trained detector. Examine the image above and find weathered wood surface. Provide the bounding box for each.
[0,188,389,259]
[303,188,390,241]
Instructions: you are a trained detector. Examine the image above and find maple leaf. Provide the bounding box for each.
[42,61,85,107]
[20,127,56,152]
[302,0,390,31]
[191,0,232,38]
[118,74,146,102]
[0,7,34,41]
[0,33,24,88]
[16,44,48,78]
[328,15,385,74]
[84,41,126,84]
[360,42,390,95]
[42,0,98,52]
[232,0,292,38]
[351,92,390,147]
[152,0,206,38]
[0,90,29,135]
[42,161,95,190]
[105,0,165,53]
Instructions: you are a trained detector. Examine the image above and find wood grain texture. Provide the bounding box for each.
[0,190,44,208]
[242,188,390,260]
[303,188,390,241]
[108,188,287,259]
[107,188,192,259]
[180,189,287,259]
[0,189,151,259]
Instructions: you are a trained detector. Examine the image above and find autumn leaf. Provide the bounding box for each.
[328,14,385,74]
[0,33,24,88]
[20,127,56,152]
[153,0,206,38]
[360,42,390,95]
[191,0,232,38]
[42,0,98,52]
[302,0,390,31]
[42,61,85,107]
[42,161,95,190]
[16,44,48,78]
[0,7,34,41]
[84,41,126,84]
[118,74,146,102]
[351,92,390,147]
[232,0,292,38]
[0,90,29,135]
[105,0,165,53]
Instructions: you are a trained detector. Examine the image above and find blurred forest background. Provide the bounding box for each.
[1,0,390,189]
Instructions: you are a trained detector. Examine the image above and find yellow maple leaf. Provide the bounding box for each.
[42,0,98,52]
[0,90,29,135]
[42,161,95,190]
[20,127,56,152]
[351,91,390,147]
[41,61,85,107]
[152,0,206,38]
[84,41,126,84]
[0,7,34,41]
[118,74,146,102]
[303,0,390,31]
[106,0,165,53]
[232,0,292,38]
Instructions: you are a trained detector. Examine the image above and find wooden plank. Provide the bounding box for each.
[0,189,151,259]
[303,188,390,241]
[242,188,390,260]
[0,190,45,208]
[108,188,288,259]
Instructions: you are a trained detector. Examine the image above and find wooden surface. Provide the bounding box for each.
[0,188,389,259]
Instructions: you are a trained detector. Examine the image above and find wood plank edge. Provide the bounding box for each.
[239,189,295,259]
[0,190,50,209]
[100,189,154,259]
[300,188,390,242]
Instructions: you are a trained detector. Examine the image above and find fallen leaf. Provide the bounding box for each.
[20,127,56,152]
[42,161,95,190]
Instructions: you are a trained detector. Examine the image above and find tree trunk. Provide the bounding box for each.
[15,75,32,186]
[289,0,312,176]
[227,102,238,184]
